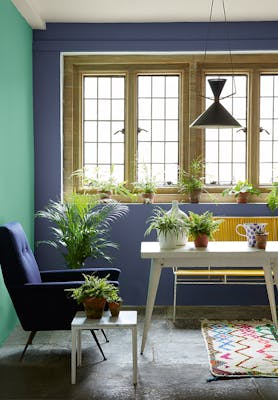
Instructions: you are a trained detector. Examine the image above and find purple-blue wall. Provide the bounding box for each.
[33,22,278,306]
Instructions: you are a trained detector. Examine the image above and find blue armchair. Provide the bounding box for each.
[0,221,121,360]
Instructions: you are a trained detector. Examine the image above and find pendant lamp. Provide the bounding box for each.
[190,78,241,128]
[190,0,242,129]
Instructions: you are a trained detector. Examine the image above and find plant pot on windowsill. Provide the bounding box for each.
[141,192,155,204]
[222,180,260,204]
[177,157,205,204]
[189,189,202,203]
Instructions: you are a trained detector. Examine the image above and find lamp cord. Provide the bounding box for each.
[202,0,237,101]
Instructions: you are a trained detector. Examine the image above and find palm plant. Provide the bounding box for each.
[36,194,128,269]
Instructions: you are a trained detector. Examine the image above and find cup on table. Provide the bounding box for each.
[235,223,268,247]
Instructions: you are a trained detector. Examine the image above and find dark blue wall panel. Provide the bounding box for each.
[35,202,277,306]
[33,22,278,306]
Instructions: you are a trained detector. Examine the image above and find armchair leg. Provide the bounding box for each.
[20,331,37,361]
[90,330,107,360]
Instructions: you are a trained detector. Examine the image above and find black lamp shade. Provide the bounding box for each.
[190,79,242,129]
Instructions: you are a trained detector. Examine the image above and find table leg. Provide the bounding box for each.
[71,328,77,384]
[132,326,137,385]
[271,264,278,292]
[141,259,162,354]
[263,265,278,329]
[77,330,82,366]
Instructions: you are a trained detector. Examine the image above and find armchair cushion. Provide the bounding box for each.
[40,267,121,283]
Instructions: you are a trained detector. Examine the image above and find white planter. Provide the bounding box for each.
[157,231,178,249]
[176,231,188,246]
[166,201,188,246]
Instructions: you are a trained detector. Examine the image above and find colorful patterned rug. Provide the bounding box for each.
[201,320,278,378]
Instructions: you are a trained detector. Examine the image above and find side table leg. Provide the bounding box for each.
[132,326,137,385]
[71,328,77,384]
[263,265,278,329]
[77,330,82,366]
[141,260,162,354]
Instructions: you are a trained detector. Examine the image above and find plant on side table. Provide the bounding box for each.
[66,274,119,319]
[187,211,223,248]
[145,207,189,249]
[36,194,128,269]
[222,180,260,203]
[106,288,123,317]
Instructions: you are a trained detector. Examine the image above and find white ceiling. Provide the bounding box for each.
[11,0,278,30]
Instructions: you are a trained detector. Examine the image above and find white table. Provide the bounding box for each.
[140,241,278,354]
[71,310,138,385]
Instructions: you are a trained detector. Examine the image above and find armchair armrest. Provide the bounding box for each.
[40,267,121,282]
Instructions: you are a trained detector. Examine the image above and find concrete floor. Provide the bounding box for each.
[0,306,278,400]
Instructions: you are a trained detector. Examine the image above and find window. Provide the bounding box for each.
[63,54,278,199]
[137,75,180,184]
[83,76,125,181]
[259,75,278,184]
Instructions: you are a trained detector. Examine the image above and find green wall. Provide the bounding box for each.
[0,0,34,345]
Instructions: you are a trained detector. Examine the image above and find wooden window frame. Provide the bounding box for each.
[63,53,278,202]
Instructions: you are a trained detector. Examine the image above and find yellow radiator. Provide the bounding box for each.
[213,216,278,241]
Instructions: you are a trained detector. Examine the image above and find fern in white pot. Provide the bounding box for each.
[145,207,189,249]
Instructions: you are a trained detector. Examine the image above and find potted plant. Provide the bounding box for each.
[267,181,278,213]
[178,157,205,203]
[106,288,123,317]
[187,211,223,248]
[36,194,128,269]
[72,166,134,201]
[133,179,157,204]
[222,180,260,203]
[145,207,189,249]
[133,164,157,204]
[66,274,117,319]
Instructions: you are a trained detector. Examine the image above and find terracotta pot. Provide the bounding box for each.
[142,193,155,204]
[83,297,106,319]
[108,301,122,317]
[237,192,249,203]
[189,189,202,203]
[194,233,209,248]
[255,233,269,249]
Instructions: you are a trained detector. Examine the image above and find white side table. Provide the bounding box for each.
[71,310,138,385]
